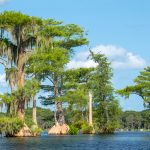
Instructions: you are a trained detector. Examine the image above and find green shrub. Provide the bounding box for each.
[0,112,6,117]
[0,117,23,136]
[98,121,119,133]
[74,120,85,129]
[25,107,54,129]
[30,125,43,136]
[25,116,34,128]
[81,124,93,134]
[69,125,79,135]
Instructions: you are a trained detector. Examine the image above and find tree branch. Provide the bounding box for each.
[0,60,7,68]
[47,76,54,84]
[0,57,7,63]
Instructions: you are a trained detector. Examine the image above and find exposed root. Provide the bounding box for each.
[15,123,32,137]
[48,123,69,135]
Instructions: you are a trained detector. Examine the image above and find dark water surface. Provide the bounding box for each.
[0,132,150,150]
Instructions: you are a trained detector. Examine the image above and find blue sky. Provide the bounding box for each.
[0,0,150,111]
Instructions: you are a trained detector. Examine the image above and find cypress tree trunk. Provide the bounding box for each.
[17,69,25,120]
[56,102,65,125]
[17,100,25,120]
[15,56,32,137]
[9,78,15,116]
[54,78,65,125]
[89,91,93,126]
[48,75,69,135]
[17,70,25,121]
[32,95,37,125]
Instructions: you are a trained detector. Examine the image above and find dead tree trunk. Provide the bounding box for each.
[32,95,37,125]
[89,91,93,126]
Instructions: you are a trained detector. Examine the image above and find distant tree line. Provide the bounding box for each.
[120,110,150,131]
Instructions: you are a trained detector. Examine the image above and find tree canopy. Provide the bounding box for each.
[117,66,150,107]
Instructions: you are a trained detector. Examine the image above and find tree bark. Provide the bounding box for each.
[15,53,32,136]
[17,57,25,120]
[17,100,25,120]
[54,76,65,126]
[89,91,93,126]
[32,95,38,125]
[56,102,65,125]
[48,75,69,135]
[9,79,15,116]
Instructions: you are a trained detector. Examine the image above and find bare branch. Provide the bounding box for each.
[0,57,7,63]
[47,76,54,84]
[0,61,7,68]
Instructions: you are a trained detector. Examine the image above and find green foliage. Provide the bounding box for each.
[30,125,43,136]
[89,52,113,102]
[89,52,121,133]
[0,11,88,127]
[0,11,125,135]
[74,120,86,129]
[64,68,94,85]
[0,11,32,27]
[59,68,94,125]
[24,114,33,128]
[69,125,79,135]
[24,79,40,97]
[0,117,23,136]
[0,93,14,105]
[81,123,93,134]
[95,100,121,133]
[101,122,119,133]
[25,107,54,129]
[0,11,42,66]
[2,78,40,108]
[25,16,88,106]
[120,109,150,131]
[141,109,150,129]
[0,93,15,114]
[0,112,6,117]
[117,66,150,107]
[120,111,142,130]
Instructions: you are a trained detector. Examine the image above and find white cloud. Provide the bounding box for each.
[67,45,146,69]
[0,0,8,5]
[67,60,97,69]
[0,73,6,87]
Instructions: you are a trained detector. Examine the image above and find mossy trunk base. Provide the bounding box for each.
[15,123,32,137]
[48,123,69,135]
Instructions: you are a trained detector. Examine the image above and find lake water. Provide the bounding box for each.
[0,132,150,150]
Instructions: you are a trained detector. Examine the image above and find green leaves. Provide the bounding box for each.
[89,52,114,102]
[88,52,121,133]
[0,93,14,104]
[13,79,40,101]
[0,79,40,107]
[0,117,23,136]
[117,66,150,107]
[0,11,30,27]
[24,79,40,97]
[0,11,89,126]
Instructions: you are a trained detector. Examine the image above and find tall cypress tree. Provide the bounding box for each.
[0,11,42,121]
[26,22,88,133]
[89,52,121,133]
